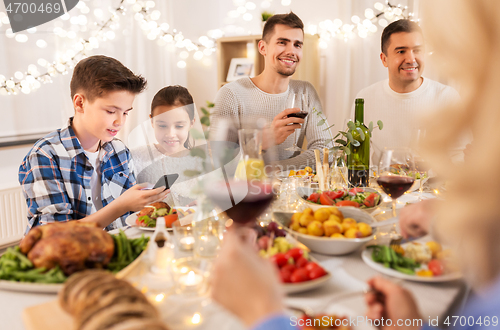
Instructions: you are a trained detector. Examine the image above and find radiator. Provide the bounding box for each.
[0,186,27,247]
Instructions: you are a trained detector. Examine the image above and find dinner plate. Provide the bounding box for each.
[277,234,332,294]
[0,249,146,293]
[0,280,63,293]
[125,207,196,231]
[361,247,461,282]
[282,272,332,294]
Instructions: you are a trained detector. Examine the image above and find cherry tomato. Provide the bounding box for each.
[325,190,344,200]
[269,253,288,268]
[363,192,378,208]
[281,263,296,273]
[164,213,178,228]
[284,247,304,262]
[280,268,293,283]
[290,268,310,283]
[319,193,334,205]
[307,193,321,203]
[336,200,360,208]
[349,187,364,195]
[309,266,327,280]
[305,262,321,272]
[296,256,308,268]
[428,259,444,276]
[136,215,148,226]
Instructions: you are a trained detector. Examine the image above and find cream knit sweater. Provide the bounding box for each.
[210,77,333,170]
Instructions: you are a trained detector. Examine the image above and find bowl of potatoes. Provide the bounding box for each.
[273,206,375,255]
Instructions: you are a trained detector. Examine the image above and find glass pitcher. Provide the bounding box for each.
[234,128,266,181]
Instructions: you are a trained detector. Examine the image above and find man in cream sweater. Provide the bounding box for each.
[354,19,463,163]
[210,12,331,169]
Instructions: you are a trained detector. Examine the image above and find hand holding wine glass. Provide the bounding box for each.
[205,125,278,227]
[377,148,416,217]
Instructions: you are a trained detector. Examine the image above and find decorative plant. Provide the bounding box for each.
[261,11,273,22]
[200,101,213,137]
[312,108,383,156]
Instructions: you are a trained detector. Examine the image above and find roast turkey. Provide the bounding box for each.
[19,222,114,276]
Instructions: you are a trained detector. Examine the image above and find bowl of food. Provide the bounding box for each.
[274,207,375,255]
[297,187,381,214]
[253,222,331,293]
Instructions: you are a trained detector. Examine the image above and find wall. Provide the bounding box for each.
[1,0,453,190]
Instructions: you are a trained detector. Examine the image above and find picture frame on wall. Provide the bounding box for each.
[226,58,255,82]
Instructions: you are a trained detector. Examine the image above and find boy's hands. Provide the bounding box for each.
[116,184,170,213]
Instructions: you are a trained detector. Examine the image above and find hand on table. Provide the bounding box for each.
[365,277,422,330]
[210,227,284,327]
[115,184,170,213]
[262,108,305,149]
[399,199,436,239]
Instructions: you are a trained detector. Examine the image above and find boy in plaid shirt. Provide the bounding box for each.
[19,55,169,232]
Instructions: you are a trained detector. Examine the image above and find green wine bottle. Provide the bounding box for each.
[347,98,370,187]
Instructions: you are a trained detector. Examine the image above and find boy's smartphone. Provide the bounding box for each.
[152,174,179,191]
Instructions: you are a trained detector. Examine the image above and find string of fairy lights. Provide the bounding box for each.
[0,0,413,96]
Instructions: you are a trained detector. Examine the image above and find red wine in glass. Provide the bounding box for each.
[287,111,308,119]
[207,180,274,224]
[377,176,415,199]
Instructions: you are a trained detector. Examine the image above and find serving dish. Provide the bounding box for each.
[274,207,375,255]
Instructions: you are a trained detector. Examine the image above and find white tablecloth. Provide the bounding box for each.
[0,198,465,330]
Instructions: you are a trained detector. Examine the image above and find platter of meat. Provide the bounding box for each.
[0,222,148,293]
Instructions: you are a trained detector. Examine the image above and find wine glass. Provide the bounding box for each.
[205,123,278,227]
[377,148,416,218]
[285,93,308,152]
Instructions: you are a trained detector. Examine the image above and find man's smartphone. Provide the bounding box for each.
[153,174,179,191]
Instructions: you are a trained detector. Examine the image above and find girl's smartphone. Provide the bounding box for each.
[153,173,179,191]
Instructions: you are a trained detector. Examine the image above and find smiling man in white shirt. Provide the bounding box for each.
[354,19,464,162]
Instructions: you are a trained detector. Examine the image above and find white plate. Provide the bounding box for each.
[125,207,196,231]
[361,247,461,282]
[283,272,331,294]
[0,280,63,293]
[274,234,332,294]
[409,177,429,192]
[0,242,147,293]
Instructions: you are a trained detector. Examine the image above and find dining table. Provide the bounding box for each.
[0,191,467,330]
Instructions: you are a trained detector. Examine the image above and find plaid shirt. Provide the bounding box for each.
[19,118,136,232]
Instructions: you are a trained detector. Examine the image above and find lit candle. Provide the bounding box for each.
[179,236,195,251]
[179,271,203,287]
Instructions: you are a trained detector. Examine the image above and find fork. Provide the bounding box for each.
[389,234,420,254]
[286,305,315,318]
[389,233,403,252]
